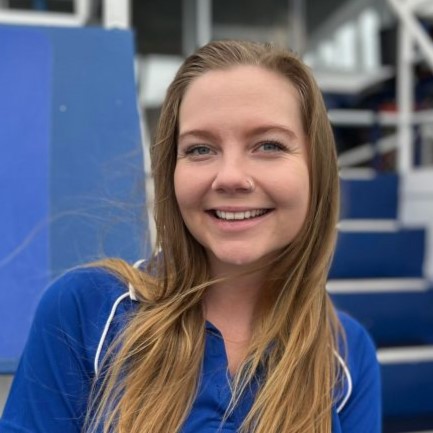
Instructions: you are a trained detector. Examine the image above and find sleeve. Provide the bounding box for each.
[337,313,382,433]
[0,271,97,433]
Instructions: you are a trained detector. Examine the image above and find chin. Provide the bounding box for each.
[211,249,271,271]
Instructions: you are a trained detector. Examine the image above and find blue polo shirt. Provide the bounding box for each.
[0,267,381,432]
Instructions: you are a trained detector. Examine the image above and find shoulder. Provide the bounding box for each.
[0,267,137,431]
[35,266,137,374]
[36,266,135,337]
[337,310,378,375]
[334,311,380,414]
[41,266,131,308]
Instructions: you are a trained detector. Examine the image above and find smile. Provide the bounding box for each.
[213,209,271,221]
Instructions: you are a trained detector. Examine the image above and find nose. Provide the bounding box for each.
[211,156,255,194]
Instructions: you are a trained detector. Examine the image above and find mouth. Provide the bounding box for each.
[208,209,273,221]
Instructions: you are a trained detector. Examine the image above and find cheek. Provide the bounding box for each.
[173,165,200,213]
[297,173,310,206]
[298,182,310,218]
[173,166,188,212]
[271,166,310,208]
[293,163,310,195]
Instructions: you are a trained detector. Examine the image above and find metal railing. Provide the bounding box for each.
[0,0,129,28]
[331,108,433,169]
[307,0,433,173]
[387,0,433,172]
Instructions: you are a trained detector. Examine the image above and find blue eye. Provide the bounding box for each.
[258,141,285,152]
[185,145,211,156]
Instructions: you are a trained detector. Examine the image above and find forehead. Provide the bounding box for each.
[178,65,303,135]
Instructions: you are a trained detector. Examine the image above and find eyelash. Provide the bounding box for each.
[180,140,288,158]
[256,140,288,152]
[184,145,212,156]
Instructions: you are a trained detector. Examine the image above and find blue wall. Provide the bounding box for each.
[0,25,149,372]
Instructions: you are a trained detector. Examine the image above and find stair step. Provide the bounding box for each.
[330,229,425,278]
[384,416,433,433]
[339,168,376,179]
[337,219,400,232]
[381,351,433,419]
[378,346,433,364]
[340,173,399,220]
[403,431,433,433]
[331,289,433,347]
[399,431,433,433]
[327,278,428,293]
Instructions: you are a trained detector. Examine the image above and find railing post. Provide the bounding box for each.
[387,0,433,71]
[397,18,414,173]
[182,0,212,56]
[197,0,212,48]
[289,0,306,55]
[103,0,130,29]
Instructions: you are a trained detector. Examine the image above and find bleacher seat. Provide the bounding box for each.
[331,171,433,433]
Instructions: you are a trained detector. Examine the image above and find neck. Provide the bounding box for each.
[203,269,266,339]
[203,270,268,375]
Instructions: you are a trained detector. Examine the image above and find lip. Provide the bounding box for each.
[207,206,272,212]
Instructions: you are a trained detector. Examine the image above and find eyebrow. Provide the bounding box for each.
[178,129,219,143]
[178,124,298,143]
[245,125,298,140]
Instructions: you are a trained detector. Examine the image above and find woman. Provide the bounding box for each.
[0,40,381,433]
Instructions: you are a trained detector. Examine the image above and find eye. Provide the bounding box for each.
[179,144,217,160]
[257,140,287,152]
[184,145,212,156]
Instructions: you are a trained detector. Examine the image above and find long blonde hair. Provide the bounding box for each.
[86,40,343,433]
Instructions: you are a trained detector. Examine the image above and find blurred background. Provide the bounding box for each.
[0,1,433,431]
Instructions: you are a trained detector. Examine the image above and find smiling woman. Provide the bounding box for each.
[1,41,381,433]
[175,66,309,274]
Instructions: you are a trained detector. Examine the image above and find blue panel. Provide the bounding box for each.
[46,27,149,276]
[330,229,425,278]
[340,174,399,220]
[0,26,51,363]
[0,25,148,373]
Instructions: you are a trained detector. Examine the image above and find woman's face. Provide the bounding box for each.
[174,65,310,276]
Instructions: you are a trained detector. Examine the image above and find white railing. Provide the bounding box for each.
[386,0,433,173]
[308,0,433,173]
[388,0,433,70]
[330,109,433,168]
[304,0,384,73]
[0,0,129,28]
[0,0,92,26]
[102,0,130,29]
[329,108,433,126]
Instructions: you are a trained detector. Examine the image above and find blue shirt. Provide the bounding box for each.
[0,267,381,432]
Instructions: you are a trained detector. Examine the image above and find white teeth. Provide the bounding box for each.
[214,209,267,220]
